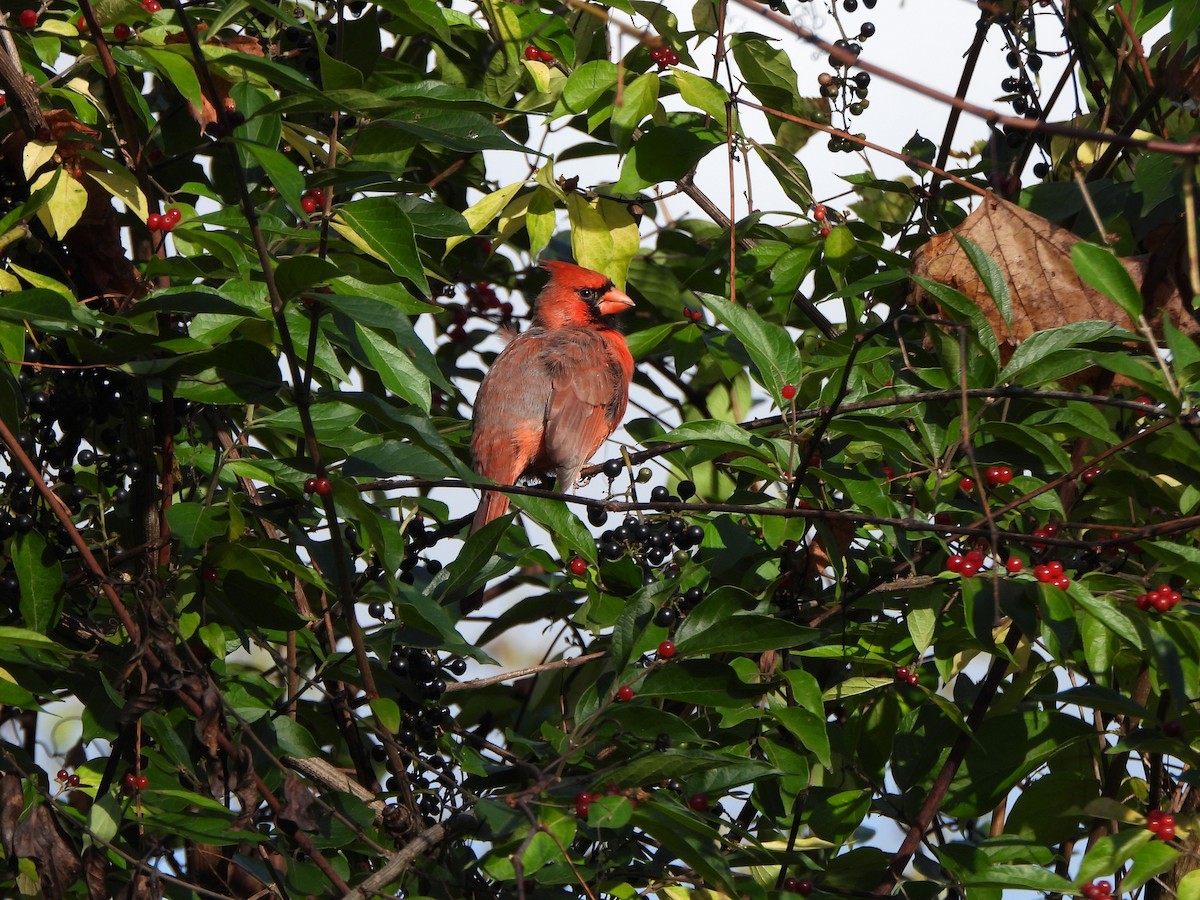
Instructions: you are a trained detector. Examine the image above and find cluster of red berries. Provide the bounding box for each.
[894,665,919,686]
[448,282,513,342]
[301,186,326,214]
[1147,809,1176,840]
[1030,521,1059,549]
[523,45,555,63]
[55,768,82,788]
[945,548,987,577]
[1032,559,1071,591]
[1136,585,1183,613]
[812,204,831,237]
[783,876,814,896]
[121,771,150,793]
[649,46,680,70]
[18,9,37,28]
[146,207,183,232]
[959,466,1014,493]
[683,307,703,322]
[1080,880,1114,899]
[303,476,333,496]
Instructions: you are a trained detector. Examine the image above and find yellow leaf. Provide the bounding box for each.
[495,191,533,247]
[31,169,88,239]
[446,180,525,255]
[599,198,640,291]
[526,187,558,258]
[22,141,57,182]
[535,157,566,200]
[86,168,149,220]
[523,58,553,94]
[567,193,614,275]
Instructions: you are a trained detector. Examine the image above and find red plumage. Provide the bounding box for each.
[470,260,635,533]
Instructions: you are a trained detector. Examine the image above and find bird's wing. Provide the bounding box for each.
[542,329,628,484]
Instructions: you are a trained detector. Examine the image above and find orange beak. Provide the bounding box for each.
[598,286,634,315]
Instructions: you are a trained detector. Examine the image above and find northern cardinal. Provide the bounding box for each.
[470,260,635,532]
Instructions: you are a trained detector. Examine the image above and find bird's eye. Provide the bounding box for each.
[578,288,599,303]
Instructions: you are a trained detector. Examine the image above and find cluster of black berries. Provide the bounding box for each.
[820,20,873,151]
[652,586,705,629]
[386,648,464,741]
[591,480,702,567]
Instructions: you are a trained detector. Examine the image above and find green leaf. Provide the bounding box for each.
[613,126,723,194]
[1179,870,1200,900]
[963,865,1074,892]
[332,198,426,291]
[999,320,1122,383]
[700,292,802,399]
[561,60,618,113]
[1071,242,1143,322]
[955,234,1012,327]
[14,531,62,634]
[674,70,730,121]
[676,614,815,656]
[353,323,431,412]
[140,47,203,110]
[236,139,306,211]
[610,71,659,152]
[509,492,596,564]
[166,502,226,550]
[639,659,774,706]
[753,142,812,210]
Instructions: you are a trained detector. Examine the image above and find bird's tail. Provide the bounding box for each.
[471,489,510,534]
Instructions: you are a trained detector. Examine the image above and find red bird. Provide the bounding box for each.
[471,260,635,533]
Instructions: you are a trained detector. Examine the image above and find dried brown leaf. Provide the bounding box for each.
[911,194,1198,357]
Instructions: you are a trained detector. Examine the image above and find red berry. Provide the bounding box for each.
[18,10,37,28]
[312,477,333,496]
[813,204,827,221]
[0,93,6,107]
[959,476,975,492]
[1082,465,1102,484]
[781,384,797,400]
[1160,824,1176,840]
[303,477,318,493]
[895,666,910,681]
[67,773,81,787]
[77,16,87,31]
[1053,575,1071,590]
[946,555,964,573]
[114,23,132,40]
[686,793,709,812]
[1005,557,1023,573]
[819,226,830,237]
[56,768,69,782]
[657,640,676,659]
[135,774,149,790]
[308,187,326,206]
[524,45,540,60]
[301,196,318,214]
[1153,592,1173,612]
[142,0,162,11]
[794,879,814,896]
[1046,560,1064,577]
[616,684,635,702]
[122,772,137,791]
[783,878,801,891]
[568,557,587,576]
[538,50,554,63]
[146,213,162,231]
[985,465,1013,485]
[960,561,980,577]
[575,801,590,817]
[964,549,985,565]
[163,207,182,225]
[1163,720,1184,738]
[200,566,219,583]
